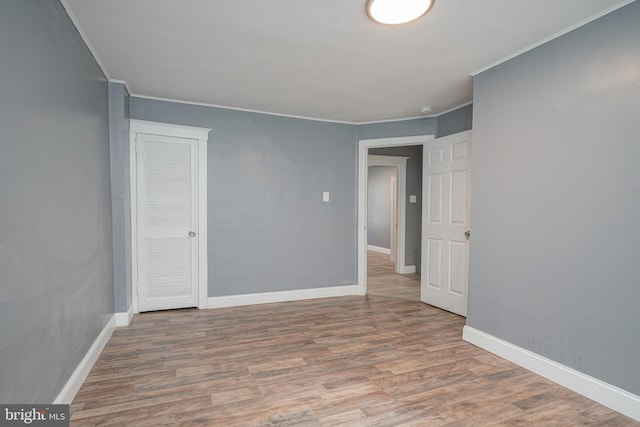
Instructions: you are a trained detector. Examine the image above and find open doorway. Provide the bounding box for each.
[362,141,430,301]
[358,131,473,315]
[366,156,406,273]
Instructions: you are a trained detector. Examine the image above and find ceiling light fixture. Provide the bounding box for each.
[366,0,435,25]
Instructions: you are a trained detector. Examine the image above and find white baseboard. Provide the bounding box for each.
[115,305,134,326]
[208,285,365,309]
[54,315,117,404]
[398,265,416,274]
[463,326,640,422]
[367,245,390,255]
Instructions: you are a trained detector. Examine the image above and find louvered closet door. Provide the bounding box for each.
[137,133,198,312]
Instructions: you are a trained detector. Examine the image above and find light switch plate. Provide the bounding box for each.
[322,192,330,202]
[409,195,417,203]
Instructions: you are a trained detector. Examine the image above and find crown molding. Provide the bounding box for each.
[132,94,357,125]
[59,0,110,80]
[133,94,474,125]
[59,1,472,126]
[433,101,473,117]
[108,79,133,96]
[472,0,638,76]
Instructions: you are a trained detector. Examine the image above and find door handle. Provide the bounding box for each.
[188,231,196,237]
[464,230,470,240]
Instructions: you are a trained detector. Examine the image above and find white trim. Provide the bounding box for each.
[390,175,397,263]
[367,245,391,255]
[356,101,474,124]
[129,120,210,313]
[108,79,133,95]
[367,155,409,274]
[463,326,640,422]
[433,101,473,117]
[54,315,116,404]
[132,94,472,125]
[196,130,208,310]
[358,135,435,295]
[356,115,435,124]
[114,305,134,327]
[471,0,637,76]
[59,0,110,80]
[58,0,473,128]
[130,119,210,141]
[361,135,434,147]
[398,265,416,274]
[208,285,365,309]
[133,94,355,125]
[129,130,139,314]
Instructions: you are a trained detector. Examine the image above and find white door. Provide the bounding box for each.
[421,131,472,316]
[136,133,199,312]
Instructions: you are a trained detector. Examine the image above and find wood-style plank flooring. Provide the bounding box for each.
[70,295,636,426]
[367,250,420,301]
[367,250,396,277]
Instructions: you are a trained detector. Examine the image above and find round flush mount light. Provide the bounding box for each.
[366,0,435,25]
[419,107,433,114]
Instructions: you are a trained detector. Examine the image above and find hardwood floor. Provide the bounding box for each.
[70,296,636,426]
[367,250,396,277]
[367,273,420,302]
[367,250,420,301]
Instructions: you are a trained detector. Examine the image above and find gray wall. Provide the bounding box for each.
[127,104,470,295]
[0,0,114,403]
[130,98,358,297]
[355,107,473,141]
[367,166,396,249]
[437,104,473,138]
[357,117,437,140]
[109,82,132,313]
[468,1,640,395]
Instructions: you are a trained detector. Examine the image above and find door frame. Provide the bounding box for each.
[358,135,434,293]
[367,155,408,274]
[129,119,210,313]
[390,174,398,264]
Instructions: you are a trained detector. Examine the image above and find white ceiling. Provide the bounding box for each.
[63,0,629,123]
